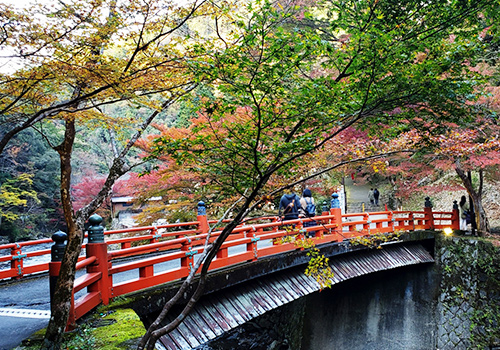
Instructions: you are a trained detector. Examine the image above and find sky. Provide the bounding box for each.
[2,0,40,6]
[0,0,35,71]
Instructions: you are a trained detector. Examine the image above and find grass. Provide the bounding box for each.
[17,307,147,350]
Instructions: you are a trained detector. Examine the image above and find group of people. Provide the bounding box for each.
[278,188,317,237]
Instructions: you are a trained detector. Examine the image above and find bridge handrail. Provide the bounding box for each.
[105,228,199,246]
[75,256,97,270]
[104,221,201,236]
[0,220,205,280]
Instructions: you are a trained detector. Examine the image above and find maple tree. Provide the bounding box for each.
[136,0,500,348]
[382,99,500,235]
[0,0,224,347]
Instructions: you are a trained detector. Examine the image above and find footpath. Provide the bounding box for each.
[0,276,50,349]
[344,177,383,212]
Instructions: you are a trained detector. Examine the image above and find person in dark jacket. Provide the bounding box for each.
[279,192,302,221]
[373,188,380,206]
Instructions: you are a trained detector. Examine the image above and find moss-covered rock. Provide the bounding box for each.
[91,308,146,350]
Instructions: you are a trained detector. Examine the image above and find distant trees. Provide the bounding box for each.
[382,101,500,235]
[0,173,38,240]
[0,129,62,240]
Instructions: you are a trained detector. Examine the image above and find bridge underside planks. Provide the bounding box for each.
[159,243,434,350]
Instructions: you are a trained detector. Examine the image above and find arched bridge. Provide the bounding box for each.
[135,236,435,350]
[0,195,459,348]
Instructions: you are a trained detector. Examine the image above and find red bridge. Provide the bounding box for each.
[0,195,459,334]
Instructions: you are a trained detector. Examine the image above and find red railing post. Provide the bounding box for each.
[246,227,260,261]
[363,213,370,235]
[197,201,209,234]
[85,214,111,305]
[451,200,460,230]
[388,211,394,232]
[11,244,25,279]
[330,193,342,238]
[424,197,434,230]
[150,226,160,244]
[181,237,195,271]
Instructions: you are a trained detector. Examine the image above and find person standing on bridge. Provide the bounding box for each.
[299,188,316,238]
[279,192,302,222]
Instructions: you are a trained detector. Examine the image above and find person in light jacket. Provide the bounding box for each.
[459,195,470,230]
[368,188,375,205]
[299,188,316,237]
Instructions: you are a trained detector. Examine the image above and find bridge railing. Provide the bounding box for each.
[0,218,205,280]
[0,198,459,282]
[61,196,459,328]
[0,196,459,327]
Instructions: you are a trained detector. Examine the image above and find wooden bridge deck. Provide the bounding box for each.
[159,243,434,350]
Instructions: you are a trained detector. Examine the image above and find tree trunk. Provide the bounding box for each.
[454,161,490,236]
[42,118,83,349]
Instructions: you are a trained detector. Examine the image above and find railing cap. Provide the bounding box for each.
[52,230,68,244]
[88,214,103,226]
[331,192,340,209]
[198,201,206,216]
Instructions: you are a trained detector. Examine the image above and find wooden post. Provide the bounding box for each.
[388,211,394,232]
[424,197,434,230]
[246,227,260,261]
[363,213,370,235]
[85,214,111,305]
[150,226,160,244]
[11,244,25,279]
[197,201,209,234]
[330,193,343,239]
[49,231,67,297]
[451,200,460,231]
[49,230,69,327]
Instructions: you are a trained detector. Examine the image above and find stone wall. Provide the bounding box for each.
[436,236,500,350]
[300,265,439,350]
